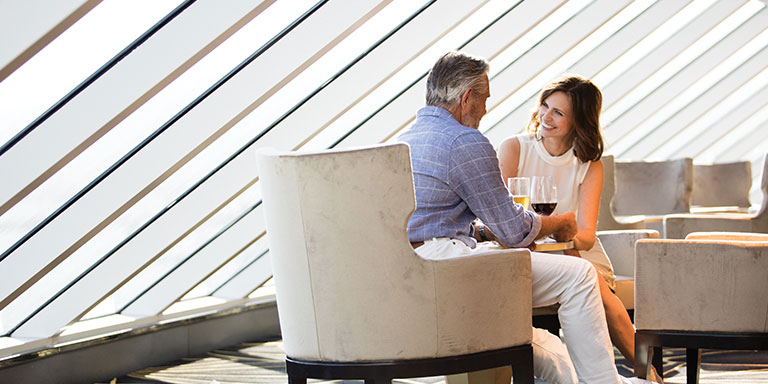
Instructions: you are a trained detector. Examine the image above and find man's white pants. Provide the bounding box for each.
[416,238,623,384]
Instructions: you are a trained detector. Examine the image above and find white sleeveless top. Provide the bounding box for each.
[515,134,616,289]
[515,134,591,214]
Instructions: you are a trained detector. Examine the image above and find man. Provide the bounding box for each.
[398,51,653,384]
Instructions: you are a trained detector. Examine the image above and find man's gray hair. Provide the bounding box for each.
[425,51,489,108]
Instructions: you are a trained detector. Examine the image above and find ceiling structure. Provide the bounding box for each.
[1,0,767,359]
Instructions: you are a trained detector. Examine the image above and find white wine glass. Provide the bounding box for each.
[531,176,557,216]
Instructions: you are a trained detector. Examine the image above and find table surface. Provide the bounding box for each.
[533,239,574,252]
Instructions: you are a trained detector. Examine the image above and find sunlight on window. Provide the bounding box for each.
[593,0,716,93]
[303,0,515,150]
[480,0,655,133]
[0,0,315,260]
[248,277,276,299]
[182,240,267,301]
[651,66,768,160]
[696,99,768,164]
[294,0,431,151]
[0,0,315,329]
[0,0,183,147]
[600,0,759,130]
[609,11,768,157]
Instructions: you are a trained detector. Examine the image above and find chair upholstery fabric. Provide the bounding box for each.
[597,155,645,231]
[691,161,751,208]
[596,229,659,310]
[634,237,768,333]
[257,143,533,363]
[664,155,768,239]
[633,232,768,382]
[612,158,693,217]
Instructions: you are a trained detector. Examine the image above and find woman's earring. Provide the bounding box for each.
[535,128,542,140]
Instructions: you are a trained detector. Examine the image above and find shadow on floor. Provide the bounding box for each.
[102,339,768,383]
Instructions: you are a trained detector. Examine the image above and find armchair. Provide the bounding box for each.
[596,229,659,311]
[691,161,751,210]
[597,155,646,231]
[633,232,768,383]
[257,143,534,384]
[664,155,768,239]
[612,158,693,236]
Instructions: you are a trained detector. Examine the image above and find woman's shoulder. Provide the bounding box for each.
[500,132,533,149]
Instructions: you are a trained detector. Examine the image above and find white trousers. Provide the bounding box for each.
[416,238,623,384]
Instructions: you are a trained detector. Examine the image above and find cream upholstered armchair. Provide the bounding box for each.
[633,232,768,383]
[595,229,659,311]
[690,160,752,210]
[664,155,768,239]
[597,155,645,231]
[257,143,534,384]
[612,158,693,235]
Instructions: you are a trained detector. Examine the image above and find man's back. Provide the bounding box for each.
[399,106,537,248]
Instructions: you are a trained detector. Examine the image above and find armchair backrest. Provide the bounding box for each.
[257,143,438,361]
[691,161,751,208]
[597,155,644,230]
[597,155,618,231]
[612,158,693,216]
[757,154,768,220]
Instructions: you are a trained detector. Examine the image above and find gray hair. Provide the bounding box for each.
[425,51,489,108]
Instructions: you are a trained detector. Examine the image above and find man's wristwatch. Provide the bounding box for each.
[478,225,488,242]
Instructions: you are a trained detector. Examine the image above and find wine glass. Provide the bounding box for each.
[507,177,530,209]
[531,176,557,216]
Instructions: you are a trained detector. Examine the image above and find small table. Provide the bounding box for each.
[533,239,574,252]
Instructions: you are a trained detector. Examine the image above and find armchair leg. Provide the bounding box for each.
[686,348,701,384]
[365,378,391,384]
[635,332,662,380]
[652,346,663,379]
[288,375,307,384]
[635,334,650,379]
[511,350,534,384]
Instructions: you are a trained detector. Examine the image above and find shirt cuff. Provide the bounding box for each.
[509,211,541,248]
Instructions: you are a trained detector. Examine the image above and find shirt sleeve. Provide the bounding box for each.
[448,132,541,247]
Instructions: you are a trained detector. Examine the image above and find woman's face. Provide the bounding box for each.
[538,91,573,140]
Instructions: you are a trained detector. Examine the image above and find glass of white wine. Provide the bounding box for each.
[507,177,530,209]
[531,175,557,216]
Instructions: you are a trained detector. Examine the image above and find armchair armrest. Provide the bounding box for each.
[596,229,659,277]
[634,238,768,333]
[663,213,753,239]
[430,248,532,355]
[685,231,768,241]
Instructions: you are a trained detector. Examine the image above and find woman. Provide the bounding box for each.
[497,74,640,370]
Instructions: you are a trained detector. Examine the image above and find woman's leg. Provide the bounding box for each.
[599,273,664,383]
[598,276,635,366]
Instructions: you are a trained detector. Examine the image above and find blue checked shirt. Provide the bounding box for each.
[398,106,541,248]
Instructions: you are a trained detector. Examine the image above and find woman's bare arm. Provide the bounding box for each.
[573,159,603,250]
[498,136,521,183]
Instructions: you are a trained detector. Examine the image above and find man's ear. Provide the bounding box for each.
[461,87,472,106]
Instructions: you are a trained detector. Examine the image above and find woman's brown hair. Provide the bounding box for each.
[527,74,604,162]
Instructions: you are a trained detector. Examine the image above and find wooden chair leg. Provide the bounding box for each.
[511,349,534,384]
[365,378,391,384]
[652,346,663,379]
[635,334,650,379]
[686,348,701,384]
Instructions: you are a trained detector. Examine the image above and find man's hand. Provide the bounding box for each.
[537,212,578,242]
[551,212,577,242]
